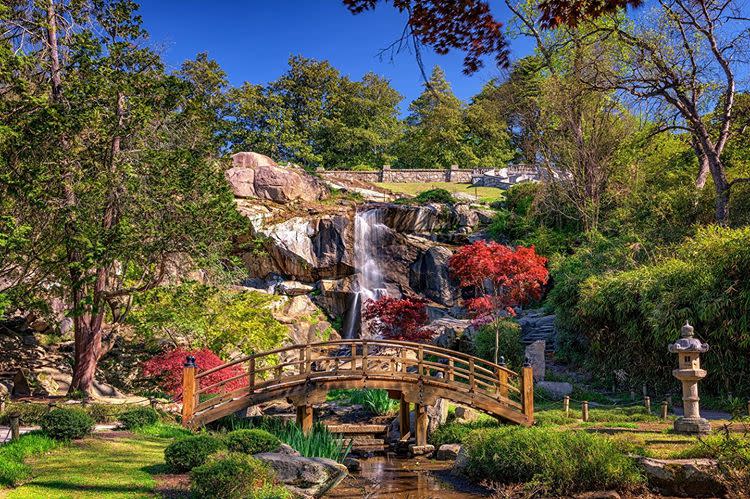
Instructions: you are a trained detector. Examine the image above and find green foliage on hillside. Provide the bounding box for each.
[129,282,287,357]
[554,226,750,395]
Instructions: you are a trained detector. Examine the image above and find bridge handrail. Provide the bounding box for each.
[195,338,518,380]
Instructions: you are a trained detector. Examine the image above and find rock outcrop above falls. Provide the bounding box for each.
[226,152,328,203]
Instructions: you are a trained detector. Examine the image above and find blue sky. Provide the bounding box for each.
[139,1,536,113]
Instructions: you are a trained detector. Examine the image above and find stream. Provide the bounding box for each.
[327,456,490,498]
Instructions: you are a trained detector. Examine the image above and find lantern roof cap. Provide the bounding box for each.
[668,321,709,353]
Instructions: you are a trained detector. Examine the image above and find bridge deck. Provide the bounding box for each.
[180,339,534,435]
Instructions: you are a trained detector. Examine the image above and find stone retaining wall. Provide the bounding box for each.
[319,164,541,187]
[318,165,519,184]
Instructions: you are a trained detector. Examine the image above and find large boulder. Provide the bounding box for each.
[239,213,355,282]
[431,317,473,350]
[227,152,328,204]
[409,246,457,306]
[637,457,725,497]
[253,452,348,499]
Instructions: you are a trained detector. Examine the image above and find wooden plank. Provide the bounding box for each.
[326,424,389,434]
[415,404,428,447]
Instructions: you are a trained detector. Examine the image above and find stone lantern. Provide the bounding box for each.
[668,322,710,434]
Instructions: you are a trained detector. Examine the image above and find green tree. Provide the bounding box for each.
[396,66,477,168]
[230,56,402,169]
[464,79,515,167]
[0,0,245,396]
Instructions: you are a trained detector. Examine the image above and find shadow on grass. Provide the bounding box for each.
[23,480,152,494]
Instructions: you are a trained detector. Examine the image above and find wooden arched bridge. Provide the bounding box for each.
[181,339,534,447]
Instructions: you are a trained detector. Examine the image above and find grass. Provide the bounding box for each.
[375,182,504,204]
[0,432,61,487]
[347,389,398,415]
[1,433,172,498]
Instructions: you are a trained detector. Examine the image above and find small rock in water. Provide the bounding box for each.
[343,457,361,472]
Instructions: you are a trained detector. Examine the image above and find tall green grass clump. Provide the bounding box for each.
[0,432,60,486]
[348,389,398,415]
[429,420,497,447]
[257,420,351,463]
[461,427,644,495]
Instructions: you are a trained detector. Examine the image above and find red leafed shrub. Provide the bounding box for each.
[142,347,247,399]
[449,241,549,319]
[362,296,434,342]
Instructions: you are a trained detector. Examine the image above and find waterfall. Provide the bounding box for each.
[343,207,387,339]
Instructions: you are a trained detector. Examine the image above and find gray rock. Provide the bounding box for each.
[431,317,473,350]
[536,381,573,400]
[427,398,449,436]
[452,445,470,475]
[227,152,328,204]
[253,452,348,499]
[524,340,546,381]
[278,280,314,296]
[436,444,462,461]
[409,246,457,306]
[637,457,725,497]
[454,406,479,422]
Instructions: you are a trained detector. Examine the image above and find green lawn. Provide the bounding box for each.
[375,182,504,204]
[1,434,171,499]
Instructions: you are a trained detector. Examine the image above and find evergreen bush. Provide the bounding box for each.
[40,407,94,440]
[225,429,280,454]
[190,452,290,499]
[118,406,160,430]
[164,434,227,472]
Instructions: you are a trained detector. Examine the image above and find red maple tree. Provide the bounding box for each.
[362,296,434,342]
[449,241,549,362]
[343,0,643,73]
[142,347,247,400]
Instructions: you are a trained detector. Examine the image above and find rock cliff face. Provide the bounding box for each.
[227,152,492,321]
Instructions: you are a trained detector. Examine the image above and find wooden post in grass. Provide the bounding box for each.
[399,394,410,438]
[296,405,313,434]
[563,395,570,417]
[9,412,20,441]
[582,401,589,422]
[644,396,651,414]
[661,400,669,419]
[521,359,534,423]
[181,356,197,427]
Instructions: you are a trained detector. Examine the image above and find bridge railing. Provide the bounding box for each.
[181,339,533,425]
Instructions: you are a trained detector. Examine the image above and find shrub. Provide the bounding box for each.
[41,407,94,440]
[472,319,524,369]
[190,452,290,499]
[164,434,227,472]
[85,404,126,424]
[0,402,49,426]
[429,420,497,447]
[226,429,280,454]
[0,432,60,486]
[118,406,160,430]
[461,426,644,494]
[414,188,455,204]
[362,296,433,342]
[142,347,248,399]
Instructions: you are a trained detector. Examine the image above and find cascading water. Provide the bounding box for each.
[343,207,388,339]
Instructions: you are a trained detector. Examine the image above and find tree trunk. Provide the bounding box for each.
[706,151,730,225]
[69,319,103,396]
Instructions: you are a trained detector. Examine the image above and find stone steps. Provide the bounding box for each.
[326,423,389,453]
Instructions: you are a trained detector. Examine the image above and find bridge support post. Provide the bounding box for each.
[181,356,197,428]
[296,405,313,434]
[399,395,410,438]
[521,362,534,424]
[415,403,428,447]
